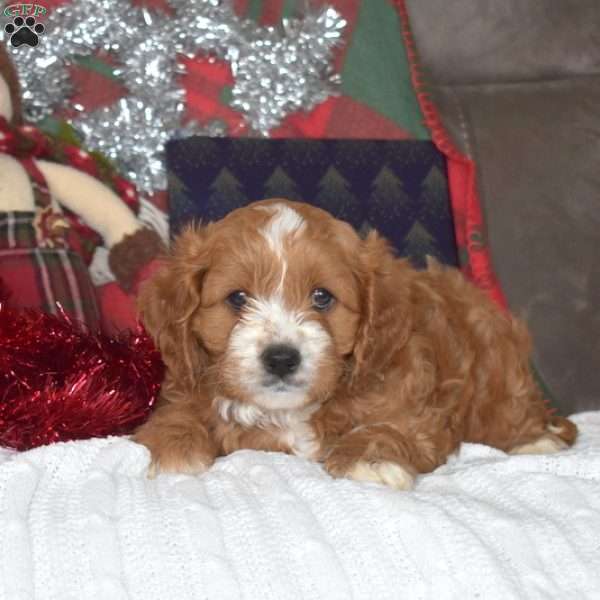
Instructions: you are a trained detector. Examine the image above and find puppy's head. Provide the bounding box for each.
[140,199,406,412]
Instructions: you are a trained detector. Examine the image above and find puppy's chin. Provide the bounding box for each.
[251,383,312,411]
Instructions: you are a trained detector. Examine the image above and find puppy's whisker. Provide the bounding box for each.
[294,311,308,326]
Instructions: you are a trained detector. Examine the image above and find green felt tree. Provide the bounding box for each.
[263,166,302,202]
[403,220,443,267]
[418,164,450,223]
[168,171,189,200]
[314,166,361,223]
[167,171,193,214]
[205,167,248,219]
[368,165,412,227]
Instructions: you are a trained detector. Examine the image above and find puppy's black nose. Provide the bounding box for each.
[261,344,301,378]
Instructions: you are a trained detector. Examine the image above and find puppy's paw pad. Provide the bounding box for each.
[346,461,415,490]
[509,434,567,456]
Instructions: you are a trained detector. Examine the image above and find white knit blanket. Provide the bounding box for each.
[1,412,600,600]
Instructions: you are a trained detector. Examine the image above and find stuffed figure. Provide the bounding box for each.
[0,46,166,451]
[0,46,164,332]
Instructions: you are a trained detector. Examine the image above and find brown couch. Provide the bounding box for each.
[406,0,600,415]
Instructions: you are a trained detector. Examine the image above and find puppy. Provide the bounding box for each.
[134,199,576,489]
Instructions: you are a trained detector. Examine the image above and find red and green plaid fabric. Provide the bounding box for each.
[0,212,101,328]
[0,116,131,329]
[0,115,139,262]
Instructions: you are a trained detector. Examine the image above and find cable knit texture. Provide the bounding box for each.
[1,412,600,599]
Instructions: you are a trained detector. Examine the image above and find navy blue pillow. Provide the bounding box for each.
[166,137,457,268]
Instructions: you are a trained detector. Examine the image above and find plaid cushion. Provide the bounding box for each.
[0,212,101,329]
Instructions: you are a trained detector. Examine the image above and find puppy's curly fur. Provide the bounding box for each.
[134,199,576,489]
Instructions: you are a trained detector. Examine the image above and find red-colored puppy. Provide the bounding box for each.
[135,199,576,489]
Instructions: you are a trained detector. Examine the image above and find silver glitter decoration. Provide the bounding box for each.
[1,0,147,121]
[74,99,175,192]
[3,0,346,193]
[231,6,346,133]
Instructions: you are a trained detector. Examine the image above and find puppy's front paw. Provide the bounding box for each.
[325,452,415,490]
[146,451,211,479]
[134,424,215,479]
[346,461,415,490]
[509,434,568,456]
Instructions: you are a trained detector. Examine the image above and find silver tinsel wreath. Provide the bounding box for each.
[2,0,345,193]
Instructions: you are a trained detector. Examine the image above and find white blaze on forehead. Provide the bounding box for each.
[256,203,306,257]
[256,203,305,291]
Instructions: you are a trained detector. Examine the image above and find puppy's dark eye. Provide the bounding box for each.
[226,290,248,311]
[311,288,335,311]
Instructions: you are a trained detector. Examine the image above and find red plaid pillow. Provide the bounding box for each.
[0,212,101,329]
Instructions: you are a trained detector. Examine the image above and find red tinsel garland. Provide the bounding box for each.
[0,302,164,451]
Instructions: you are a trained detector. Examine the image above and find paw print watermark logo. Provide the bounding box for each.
[3,3,47,48]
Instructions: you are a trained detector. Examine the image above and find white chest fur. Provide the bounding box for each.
[215,398,321,460]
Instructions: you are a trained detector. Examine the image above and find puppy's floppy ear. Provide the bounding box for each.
[351,230,412,388]
[138,223,213,390]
